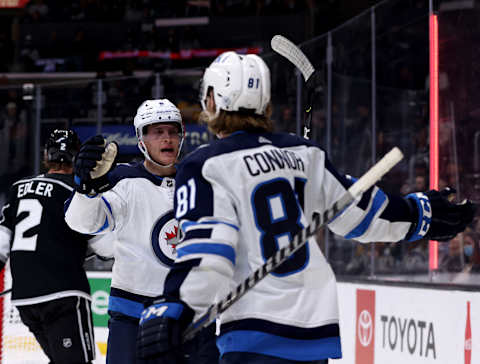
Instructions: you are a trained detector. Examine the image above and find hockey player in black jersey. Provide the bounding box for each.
[0,129,113,364]
[136,52,476,364]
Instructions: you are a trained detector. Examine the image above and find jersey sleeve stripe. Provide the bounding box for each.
[101,196,115,231]
[108,296,144,318]
[344,189,387,239]
[177,243,235,265]
[101,196,113,215]
[184,229,213,240]
[181,220,239,231]
[92,217,109,234]
[216,331,341,360]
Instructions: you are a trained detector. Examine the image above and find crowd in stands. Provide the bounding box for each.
[20,0,310,23]
[1,0,479,280]
[0,0,318,73]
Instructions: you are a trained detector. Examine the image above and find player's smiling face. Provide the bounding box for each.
[143,123,180,166]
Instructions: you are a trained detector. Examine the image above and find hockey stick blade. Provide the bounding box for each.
[271,35,315,82]
[183,147,403,342]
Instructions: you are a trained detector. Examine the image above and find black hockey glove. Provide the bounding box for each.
[74,135,118,196]
[137,296,194,363]
[405,187,476,242]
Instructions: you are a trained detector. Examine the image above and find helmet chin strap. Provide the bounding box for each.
[138,140,178,170]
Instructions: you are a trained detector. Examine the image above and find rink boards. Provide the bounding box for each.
[336,281,477,364]
[1,270,478,364]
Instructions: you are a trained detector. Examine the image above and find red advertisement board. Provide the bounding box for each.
[356,289,375,364]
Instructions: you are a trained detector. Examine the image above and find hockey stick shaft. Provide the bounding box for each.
[271,35,316,139]
[183,147,404,342]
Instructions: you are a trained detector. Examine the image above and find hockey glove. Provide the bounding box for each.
[406,187,476,242]
[74,135,118,196]
[137,296,194,363]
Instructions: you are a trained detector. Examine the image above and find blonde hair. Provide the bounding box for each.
[201,103,274,135]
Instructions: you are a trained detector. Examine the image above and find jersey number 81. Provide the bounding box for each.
[251,177,309,277]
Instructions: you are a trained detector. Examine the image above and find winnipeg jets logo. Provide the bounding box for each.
[165,225,179,247]
[151,211,179,266]
[158,219,178,260]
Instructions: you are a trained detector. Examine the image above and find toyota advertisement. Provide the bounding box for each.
[336,282,478,364]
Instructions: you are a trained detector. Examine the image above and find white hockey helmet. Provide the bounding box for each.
[133,99,184,167]
[200,51,271,118]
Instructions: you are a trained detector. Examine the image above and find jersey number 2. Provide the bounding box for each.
[252,177,308,276]
[12,199,42,252]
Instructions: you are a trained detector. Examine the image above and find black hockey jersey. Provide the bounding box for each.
[0,173,94,305]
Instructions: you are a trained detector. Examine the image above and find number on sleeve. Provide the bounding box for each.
[247,78,260,89]
[176,178,197,218]
[251,177,308,276]
[12,199,43,252]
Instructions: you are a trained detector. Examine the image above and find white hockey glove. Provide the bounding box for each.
[74,135,118,196]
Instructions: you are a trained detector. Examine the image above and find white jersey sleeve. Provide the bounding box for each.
[65,187,127,235]
[171,154,240,319]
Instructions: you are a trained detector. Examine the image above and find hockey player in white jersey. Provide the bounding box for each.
[65,99,218,364]
[136,53,476,363]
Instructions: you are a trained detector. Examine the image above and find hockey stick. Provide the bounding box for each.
[183,147,404,342]
[271,35,316,139]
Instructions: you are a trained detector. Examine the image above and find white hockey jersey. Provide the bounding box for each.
[167,131,415,361]
[65,162,178,318]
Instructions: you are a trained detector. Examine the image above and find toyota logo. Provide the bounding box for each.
[358,309,373,347]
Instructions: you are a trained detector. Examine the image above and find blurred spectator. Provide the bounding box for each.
[69,30,89,71]
[179,26,201,50]
[124,1,143,22]
[403,240,428,273]
[344,244,372,275]
[0,104,13,194]
[26,0,49,22]
[5,102,28,177]
[19,34,40,72]
[280,0,305,14]
[400,173,427,195]
[276,104,294,132]
[448,231,480,284]
[415,174,427,191]
[186,0,211,16]
[438,232,478,273]
[165,28,179,52]
[70,0,86,20]
[376,244,396,273]
[463,231,480,272]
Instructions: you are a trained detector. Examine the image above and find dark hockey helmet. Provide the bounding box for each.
[45,129,81,163]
